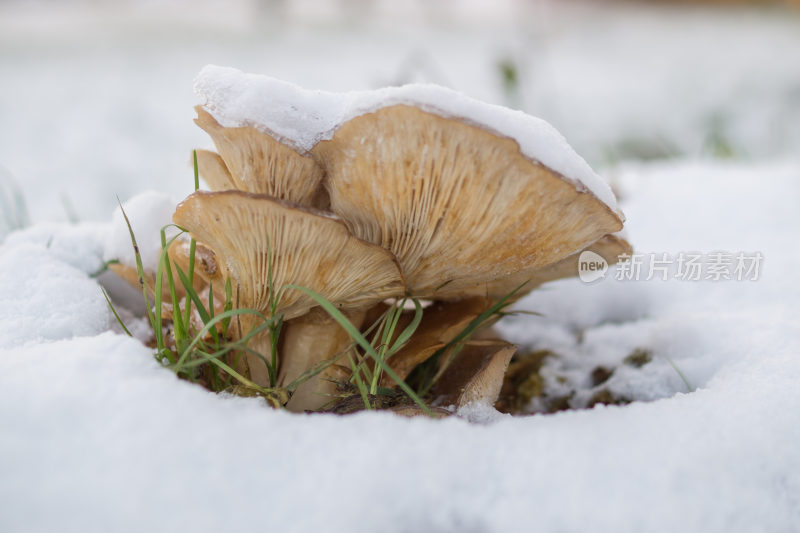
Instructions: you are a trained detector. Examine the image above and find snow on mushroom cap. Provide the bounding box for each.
[194,65,621,215]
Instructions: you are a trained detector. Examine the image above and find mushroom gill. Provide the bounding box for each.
[195,107,328,208]
[312,104,624,300]
[130,70,636,414]
[172,190,405,386]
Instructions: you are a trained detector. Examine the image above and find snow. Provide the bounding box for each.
[195,65,620,213]
[0,238,109,349]
[2,221,107,275]
[1,160,799,532]
[1,2,799,531]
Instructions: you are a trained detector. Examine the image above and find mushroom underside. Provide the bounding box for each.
[107,91,629,415]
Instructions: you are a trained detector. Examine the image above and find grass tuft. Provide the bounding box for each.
[108,151,527,415]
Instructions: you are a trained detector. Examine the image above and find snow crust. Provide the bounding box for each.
[0,160,798,532]
[3,221,107,275]
[0,225,110,349]
[194,65,620,214]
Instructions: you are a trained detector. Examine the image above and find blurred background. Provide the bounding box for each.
[1,0,799,225]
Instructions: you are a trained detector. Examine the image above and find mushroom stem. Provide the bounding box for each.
[234,313,276,387]
[278,307,367,412]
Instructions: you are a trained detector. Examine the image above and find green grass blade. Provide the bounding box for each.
[192,149,200,191]
[116,198,159,346]
[101,288,132,337]
[387,298,423,356]
[349,354,372,410]
[173,308,273,372]
[222,278,233,333]
[284,343,355,392]
[207,279,215,321]
[662,355,694,392]
[287,285,431,415]
[175,263,218,344]
[183,238,197,326]
[159,228,186,349]
[419,281,529,396]
[183,149,200,327]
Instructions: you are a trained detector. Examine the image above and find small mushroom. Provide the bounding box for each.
[432,340,517,409]
[380,297,491,386]
[312,104,624,300]
[195,107,327,207]
[167,237,223,292]
[172,189,405,385]
[194,149,236,191]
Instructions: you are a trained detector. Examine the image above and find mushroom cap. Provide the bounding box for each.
[172,190,405,321]
[167,237,223,292]
[478,234,633,300]
[195,107,327,207]
[194,149,236,191]
[311,105,624,299]
[194,66,621,213]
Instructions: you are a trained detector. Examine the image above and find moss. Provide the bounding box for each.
[624,348,653,368]
[590,366,614,386]
[587,388,631,408]
[495,350,552,414]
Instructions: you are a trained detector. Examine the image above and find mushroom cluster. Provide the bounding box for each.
[145,67,630,413]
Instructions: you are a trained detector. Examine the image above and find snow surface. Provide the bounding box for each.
[195,65,620,213]
[1,160,798,532]
[3,2,800,223]
[0,223,111,349]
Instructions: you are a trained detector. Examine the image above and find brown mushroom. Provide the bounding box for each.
[432,340,517,409]
[370,236,629,394]
[172,189,405,386]
[195,107,327,208]
[167,237,223,291]
[185,69,632,412]
[379,297,491,386]
[482,233,633,299]
[194,149,236,191]
[312,104,623,300]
